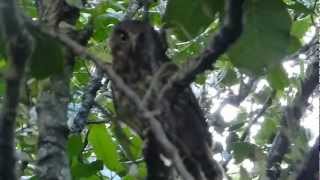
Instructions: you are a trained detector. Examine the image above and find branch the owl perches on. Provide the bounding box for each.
[109,0,244,180]
[26,0,244,179]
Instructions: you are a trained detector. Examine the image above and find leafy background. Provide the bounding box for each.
[0,0,318,179]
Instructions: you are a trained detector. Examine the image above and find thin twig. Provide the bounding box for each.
[240,90,276,141]
[158,0,244,101]
[25,20,194,180]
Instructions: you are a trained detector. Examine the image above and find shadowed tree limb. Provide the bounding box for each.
[70,67,104,132]
[24,0,245,178]
[71,0,143,133]
[240,90,276,142]
[158,0,244,101]
[0,0,33,179]
[26,19,195,180]
[35,0,80,179]
[266,60,319,180]
[295,137,319,180]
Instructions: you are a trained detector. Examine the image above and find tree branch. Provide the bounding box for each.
[0,0,33,179]
[266,60,319,179]
[295,137,319,180]
[70,67,104,132]
[24,0,245,178]
[35,0,80,179]
[158,0,244,100]
[240,90,276,141]
[25,19,194,180]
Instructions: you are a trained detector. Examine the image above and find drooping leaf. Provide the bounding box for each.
[163,0,223,40]
[67,134,83,159]
[71,160,103,178]
[20,0,38,17]
[29,31,64,79]
[93,13,119,42]
[291,16,312,39]
[195,73,207,85]
[122,127,143,160]
[287,35,302,54]
[221,68,238,86]
[72,60,90,88]
[228,0,291,74]
[255,118,278,145]
[231,142,257,163]
[286,1,314,16]
[267,65,289,91]
[88,124,125,174]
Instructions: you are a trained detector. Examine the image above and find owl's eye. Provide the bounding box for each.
[118,31,128,41]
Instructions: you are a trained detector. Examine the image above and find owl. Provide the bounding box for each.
[109,20,223,180]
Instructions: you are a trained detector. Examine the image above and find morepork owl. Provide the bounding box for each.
[110,20,223,180]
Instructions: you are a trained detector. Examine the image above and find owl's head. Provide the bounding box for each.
[109,20,165,59]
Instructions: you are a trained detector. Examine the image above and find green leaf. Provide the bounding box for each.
[267,66,289,91]
[255,118,278,145]
[228,0,291,74]
[20,0,38,17]
[88,124,125,174]
[195,73,207,85]
[67,134,83,159]
[291,16,312,39]
[221,68,238,86]
[286,2,314,15]
[163,0,223,40]
[29,32,64,79]
[229,121,245,131]
[71,160,103,178]
[72,60,90,88]
[287,35,302,54]
[122,127,143,160]
[0,79,5,96]
[231,142,257,163]
[93,14,118,42]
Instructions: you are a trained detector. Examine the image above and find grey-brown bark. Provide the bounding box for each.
[35,0,80,179]
[0,0,33,179]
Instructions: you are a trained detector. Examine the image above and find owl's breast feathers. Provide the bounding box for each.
[112,60,212,146]
[110,20,212,147]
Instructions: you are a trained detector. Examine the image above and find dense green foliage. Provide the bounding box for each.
[0,0,318,179]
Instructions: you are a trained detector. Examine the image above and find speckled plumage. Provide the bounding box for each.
[110,20,223,180]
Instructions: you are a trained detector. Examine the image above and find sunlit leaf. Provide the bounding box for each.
[255,118,278,145]
[163,0,223,40]
[231,142,257,163]
[67,134,83,159]
[291,16,312,39]
[71,160,103,178]
[88,124,125,174]
[228,0,291,74]
[267,66,289,91]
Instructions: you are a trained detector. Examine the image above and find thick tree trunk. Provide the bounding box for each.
[0,0,33,179]
[35,0,79,179]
